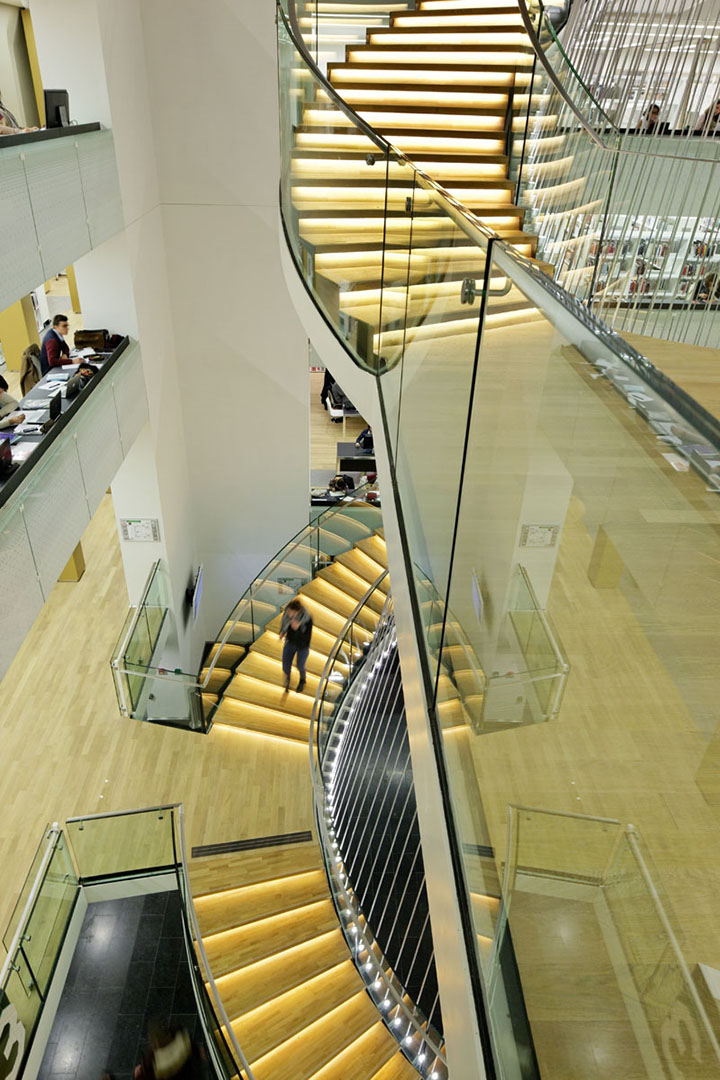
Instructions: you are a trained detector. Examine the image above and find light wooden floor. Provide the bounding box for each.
[625,331,720,422]
[310,370,367,471]
[0,494,312,940]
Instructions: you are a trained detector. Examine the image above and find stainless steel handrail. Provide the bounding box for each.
[113,490,379,692]
[308,575,447,1066]
[65,804,255,1080]
[175,805,256,1080]
[0,824,63,987]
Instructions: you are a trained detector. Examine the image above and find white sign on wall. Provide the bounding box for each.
[120,518,160,543]
[520,524,559,548]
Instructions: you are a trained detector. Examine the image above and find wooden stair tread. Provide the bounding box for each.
[355,535,388,567]
[204,899,338,977]
[249,990,381,1080]
[306,1020,399,1080]
[189,841,323,896]
[206,642,245,667]
[232,960,361,1063]
[224,673,316,718]
[252,630,350,675]
[217,929,349,1021]
[212,699,310,742]
[195,869,328,936]
[369,1052,422,1080]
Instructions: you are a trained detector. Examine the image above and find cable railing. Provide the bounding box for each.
[513,0,720,346]
[309,577,449,1079]
[278,1,720,1075]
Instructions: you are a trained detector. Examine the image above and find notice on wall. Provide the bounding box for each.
[520,524,559,548]
[120,518,161,543]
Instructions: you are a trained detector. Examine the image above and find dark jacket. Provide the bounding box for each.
[20,344,42,396]
[40,327,70,375]
[280,607,313,650]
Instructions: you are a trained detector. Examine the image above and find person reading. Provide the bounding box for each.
[39,314,71,374]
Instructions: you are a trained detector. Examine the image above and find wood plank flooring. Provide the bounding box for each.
[0,495,312,937]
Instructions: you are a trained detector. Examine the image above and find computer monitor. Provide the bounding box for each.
[44,89,70,129]
[49,392,61,422]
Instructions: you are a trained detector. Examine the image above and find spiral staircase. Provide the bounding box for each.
[185,3,556,1078]
[287,0,564,353]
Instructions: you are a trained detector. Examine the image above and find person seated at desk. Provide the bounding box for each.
[66,362,99,399]
[0,375,24,429]
[0,95,38,135]
[39,314,71,374]
[355,425,373,451]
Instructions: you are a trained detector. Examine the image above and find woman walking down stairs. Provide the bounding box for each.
[200,526,389,743]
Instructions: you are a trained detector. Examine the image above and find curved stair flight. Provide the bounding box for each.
[289,0,556,356]
[201,523,389,743]
[189,840,420,1080]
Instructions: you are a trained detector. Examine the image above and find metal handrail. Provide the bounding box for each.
[175,805,256,1080]
[0,824,62,987]
[113,489,378,691]
[308,576,447,1066]
[623,825,720,1062]
[515,565,570,676]
[65,804,255,1080]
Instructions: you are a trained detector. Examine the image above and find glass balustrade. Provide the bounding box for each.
[111,492,382,729]
[278,0,720,1074]
[0,808,253,1080]
[0,127,123,313]
[0,828,79,1078]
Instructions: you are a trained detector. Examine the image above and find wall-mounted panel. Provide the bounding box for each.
[0,149,44,310]
[77,129,125,247]
[22,138,92,278]
[112,347,148,453]
[0,503,44,675]
[0,127,124,312]
[21,435,90,595]
[75,382,124,514]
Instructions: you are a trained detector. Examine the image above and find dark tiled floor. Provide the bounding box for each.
[38,892,201,1080]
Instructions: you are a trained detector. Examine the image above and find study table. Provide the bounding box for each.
[0,336,130,509]
[337,440,376,474]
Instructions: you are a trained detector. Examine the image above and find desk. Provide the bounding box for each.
[311,468,366,506]
[337,441,376,474]
[0,338,129,508]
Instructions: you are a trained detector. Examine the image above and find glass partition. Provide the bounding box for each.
[66,806,178,881]
[0,828,79,1077]
[111,495,382,729]
[500,809,720,1078]
[0,126,123,312]
[278,0,720,1074]
[393,230,720,1076]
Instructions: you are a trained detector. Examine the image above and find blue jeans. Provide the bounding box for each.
[282,640,309,687]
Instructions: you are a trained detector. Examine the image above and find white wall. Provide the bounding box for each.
[29,0,111,126]
[0,1,38,126]
[30,0,310,658]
